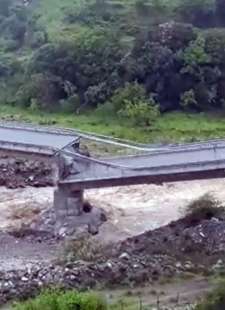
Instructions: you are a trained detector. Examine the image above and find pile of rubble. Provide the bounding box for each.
[118,216,225,265]
[0,253,178,305]
[0,156,54,188]
[1,205,225,305]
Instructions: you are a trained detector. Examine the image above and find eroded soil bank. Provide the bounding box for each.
[1,180,225,306]
[0,152,57,188]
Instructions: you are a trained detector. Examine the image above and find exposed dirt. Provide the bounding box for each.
[0,277,215,309]
[105,276,214,309]
[0,154,56,188]
[0,232,58,271]
[117,214,225,267]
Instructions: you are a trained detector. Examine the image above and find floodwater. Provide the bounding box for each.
[87,179,225,242]
[0,179,224,307]
[1,179,225,240]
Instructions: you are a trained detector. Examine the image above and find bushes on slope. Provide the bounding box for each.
[14,290,107,310]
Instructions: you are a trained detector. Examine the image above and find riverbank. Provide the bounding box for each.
[1,181,225,306]
[1,105,225,143]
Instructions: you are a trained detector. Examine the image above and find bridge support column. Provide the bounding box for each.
[54,185,84,229]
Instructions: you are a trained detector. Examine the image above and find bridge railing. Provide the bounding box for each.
[0,139,55,155]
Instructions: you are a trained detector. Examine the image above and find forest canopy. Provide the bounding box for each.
[1,0,225,125]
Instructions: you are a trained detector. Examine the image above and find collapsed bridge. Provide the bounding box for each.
[1,122,225,228]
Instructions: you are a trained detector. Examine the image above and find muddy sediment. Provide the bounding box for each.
[1,181,225,305]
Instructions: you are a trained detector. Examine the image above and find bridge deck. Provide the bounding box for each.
[0,125,79,154]
[61,143,225,189]
[1,123,225,189]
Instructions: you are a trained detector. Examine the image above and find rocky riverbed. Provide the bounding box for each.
[1,214,225,306]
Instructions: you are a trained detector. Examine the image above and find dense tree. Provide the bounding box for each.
[28,30,123,109]
[0,0,13,17]
[2,0,225,117]
[216,0,225,25]
[177,0,216,27]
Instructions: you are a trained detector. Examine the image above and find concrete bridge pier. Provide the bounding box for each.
[54,185,84,228]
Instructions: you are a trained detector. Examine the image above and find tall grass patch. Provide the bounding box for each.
[14,289,107,310]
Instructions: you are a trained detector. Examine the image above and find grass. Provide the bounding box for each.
[195,280,225,310]
[12,288,170,310]
[35,0,84,38]
[2,104,225,143]
[13,289,153,310]
[34,0,183,39]
[14,290,107,310]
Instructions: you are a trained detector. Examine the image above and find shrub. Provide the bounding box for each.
[195,280,225,309]
[15,73,66,110]
[3,38,19,51]
[0,0,13,17]
[14,289,107,310]
[177,0,216,27]
[60,94,80,113]
[205,28,225,65]
[2,14,27,44]
[110,82,147,111]
[216,0,225,25]
[30,31,48,48]
[28,30,123,108]
[60,231,112,263]
[110,83,160,126]
[184,194,222,226]
[180,89,198,110]
[118,98,160,126]
[194,82,218,110]
[182,35,210,69]
[84,82,110,107]
[96,101,116,118]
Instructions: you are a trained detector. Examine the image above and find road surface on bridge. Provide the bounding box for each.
[0,124,79,153]
[61,142,225,189]
[1,122,225,190]
[106,143,225,168]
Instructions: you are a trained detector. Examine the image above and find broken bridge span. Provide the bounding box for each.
[1,122,225,229]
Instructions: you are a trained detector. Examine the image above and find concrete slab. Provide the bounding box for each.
[0,125,79,152]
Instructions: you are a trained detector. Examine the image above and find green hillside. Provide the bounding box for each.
[0,0,225,142]
[35,0,84,37]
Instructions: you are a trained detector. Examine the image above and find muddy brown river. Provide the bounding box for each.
[0,179,225,308]
[1,179,225,239]
[0,179,225,271]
